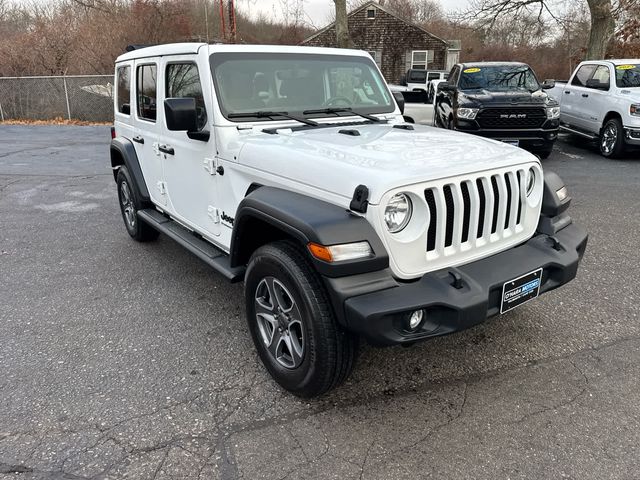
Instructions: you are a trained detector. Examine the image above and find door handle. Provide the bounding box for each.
[564,91,571,94]
[132,135,144,144]
[158,144,174,155]
[582,93,589,98]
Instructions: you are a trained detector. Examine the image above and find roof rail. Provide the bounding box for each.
[125,44,155,52]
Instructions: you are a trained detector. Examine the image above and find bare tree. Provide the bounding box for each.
[462,0,632,60]
[333,0,352,48]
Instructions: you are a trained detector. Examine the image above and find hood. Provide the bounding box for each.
[237,123,539,205]
[459,89,556,106]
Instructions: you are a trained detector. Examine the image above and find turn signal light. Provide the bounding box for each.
[307,241,373,263]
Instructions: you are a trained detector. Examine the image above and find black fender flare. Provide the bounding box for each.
[110,137,150,203]
[230,187,389,278]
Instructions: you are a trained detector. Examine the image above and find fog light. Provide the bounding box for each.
[408,310,424,330]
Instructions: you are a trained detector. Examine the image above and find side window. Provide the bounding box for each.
[571,64,596,87]
[137,64,157,122]
[590,65,610,89]
[166,63,208,130]
[116,66,131,115]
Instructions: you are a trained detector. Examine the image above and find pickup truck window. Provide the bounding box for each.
[615,64,640,88]
[571,64,596,87]
[211,53,393,121]
[458,65,539,92]
[590,65,610,89]
[408,70,427,83]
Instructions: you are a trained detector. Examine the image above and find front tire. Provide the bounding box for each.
[245,241,358,397]
[600,118,625,158]
[116,166,159,242]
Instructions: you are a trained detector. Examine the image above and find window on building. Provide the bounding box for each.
[368,51,381,67]
[116,65,131,115]
[136,64,157,121]
[411,50,429,70]
[166,62,208,130]
[366,8,376,18]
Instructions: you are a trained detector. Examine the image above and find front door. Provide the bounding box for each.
[160,57,220,237]
[133,60,165,206]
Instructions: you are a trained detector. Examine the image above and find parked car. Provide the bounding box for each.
[402,68,449,92]
[434,62,560,159]
[547,59,640,158]
[111,43,587,397]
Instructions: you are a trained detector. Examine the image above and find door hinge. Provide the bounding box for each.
[208,205,220,223]
[204,157,224,176]
[203,158,216,175]
[157,181,167,195]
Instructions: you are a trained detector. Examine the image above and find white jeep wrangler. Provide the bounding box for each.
[111,43,588,397]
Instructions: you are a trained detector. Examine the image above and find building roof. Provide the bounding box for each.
[302,1,450,47]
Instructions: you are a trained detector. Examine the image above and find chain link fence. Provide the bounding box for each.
[0,75,114,122]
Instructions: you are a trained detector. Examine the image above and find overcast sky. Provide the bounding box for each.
[236,0,472,28]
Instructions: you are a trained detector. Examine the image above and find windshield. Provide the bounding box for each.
[615,64,640,88]
[458,65,540,92]
[210,53,394,121]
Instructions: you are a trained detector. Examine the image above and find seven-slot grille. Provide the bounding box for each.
[424,170,526,256]
[477,108,546,129]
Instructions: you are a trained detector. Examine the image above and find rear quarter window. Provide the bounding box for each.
[116,66,131,115]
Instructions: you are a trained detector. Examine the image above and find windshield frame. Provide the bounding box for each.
[614,64,640,88]
[209,52,395,123]
[458,64,541,92]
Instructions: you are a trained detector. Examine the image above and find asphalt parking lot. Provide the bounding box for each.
[1,125,639,480]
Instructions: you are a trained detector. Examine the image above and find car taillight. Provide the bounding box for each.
[110,126,116,139]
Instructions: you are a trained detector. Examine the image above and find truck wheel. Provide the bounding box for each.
[537,147,553,160]
[245,241,358,397]
[600,118,625,158]
[116,166,159,242]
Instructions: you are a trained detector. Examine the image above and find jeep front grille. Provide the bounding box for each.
[424,170,527,256]
[477,108,546,129]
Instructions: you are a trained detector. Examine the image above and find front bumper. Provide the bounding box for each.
[454,117,560,153]
[624,126,640,146]
[337,222,587,346]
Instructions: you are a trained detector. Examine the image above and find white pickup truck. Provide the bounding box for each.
[548,59,640,157]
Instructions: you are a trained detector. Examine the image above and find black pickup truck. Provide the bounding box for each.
[434,62,560,159]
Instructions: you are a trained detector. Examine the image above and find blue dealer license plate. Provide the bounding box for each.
[500,268,542,314]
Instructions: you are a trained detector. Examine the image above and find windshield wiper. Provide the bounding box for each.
[302,107,383,122]
[227,110,318,126]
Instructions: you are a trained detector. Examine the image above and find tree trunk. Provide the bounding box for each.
[585,0,615,59]
[333,0,352,48]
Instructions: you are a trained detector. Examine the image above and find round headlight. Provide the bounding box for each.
[384,193,412,233]
[526,168,536,197]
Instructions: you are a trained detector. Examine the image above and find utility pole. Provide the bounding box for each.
[228,0,237,43]
[219,0,226,40]
[204,0,209,43]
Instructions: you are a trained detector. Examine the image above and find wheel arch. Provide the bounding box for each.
[601,111,623,133]
[229,186,389,278]
[110,137,150,203]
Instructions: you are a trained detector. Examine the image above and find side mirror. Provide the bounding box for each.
[120,103,131,115]
[541,79,555,90]
[438,82,455,92]
[164,97,198,131]
[586,78,609,90]
[392,91,405,114]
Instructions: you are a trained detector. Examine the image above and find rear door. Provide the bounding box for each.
[133,59,165,206]
[160,56,220,237]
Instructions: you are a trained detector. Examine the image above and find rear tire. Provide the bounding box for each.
[600,118,625,158]
[536,147,553,160]
[245,241,358,397]
[116,166,159,242]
